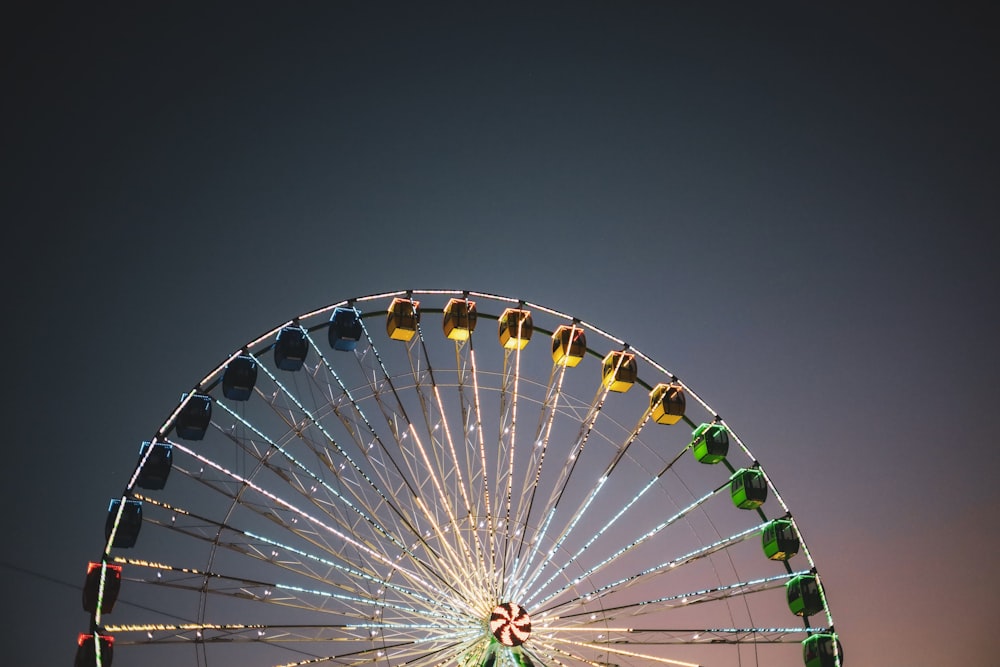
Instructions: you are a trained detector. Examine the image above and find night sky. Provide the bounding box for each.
[3,2,998,665]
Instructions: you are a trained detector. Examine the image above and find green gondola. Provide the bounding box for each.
[762,518,799,560]
[803,632,843,667]
[787,573,825,617]
[731,467,767,509]
[691,422,729,463]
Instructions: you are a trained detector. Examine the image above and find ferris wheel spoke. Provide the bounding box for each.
[443,338,494,600]
[212,399,418,562]
[113,572,394,624]
[399,327,490,601]
[505,360,568,553]
[530,481,735,611]
[165,459,401,590]
[351,318,482,590]
[131,492,463,621]
[512,377,625,604]
[517,425,685,605]
[464,333,501,592]
[556,569,810,622]
[505,358,575,599]
[531,633,704,667]
[261,636,473,667]
[250,343,468,601]
[168,439,468,612]
[540,521,768,621]
[489,341,523,590]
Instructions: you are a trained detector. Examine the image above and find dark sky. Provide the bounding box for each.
[3,2,998,665]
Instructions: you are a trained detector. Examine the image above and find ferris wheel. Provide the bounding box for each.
[76,290,842,667]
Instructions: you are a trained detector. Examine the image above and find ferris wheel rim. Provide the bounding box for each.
[85,289,840,667]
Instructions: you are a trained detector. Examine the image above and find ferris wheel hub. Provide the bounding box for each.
[489,602,531,646]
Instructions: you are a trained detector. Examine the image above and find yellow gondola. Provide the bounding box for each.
[649,382,685,424]
[498,308,533,349]
[551,324,586,366]
[443,298,478,341]
[601,350,637,392]
[386,297,420,341]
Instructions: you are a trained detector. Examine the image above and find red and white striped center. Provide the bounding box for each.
[489,602,531,647]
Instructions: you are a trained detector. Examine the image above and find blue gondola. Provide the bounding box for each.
[274,325,309,370]
[135,441,172,490]
[222,354,258,400]
[329,307,363,351]
[175,393,212,440]
[105,498,142,548]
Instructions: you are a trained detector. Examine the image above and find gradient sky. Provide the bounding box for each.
[3,3,998,665]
